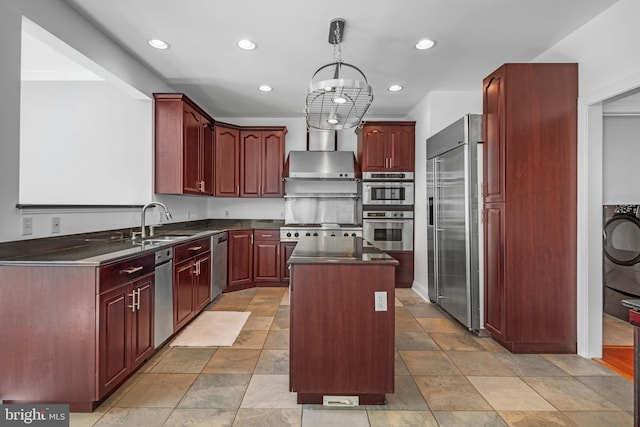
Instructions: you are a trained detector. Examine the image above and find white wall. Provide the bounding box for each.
[405,91,482,298]
[0,0,210,242]
[603,116,640,204]
[20,81,152,205]
[533,0,640,357]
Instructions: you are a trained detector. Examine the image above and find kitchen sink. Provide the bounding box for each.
[143,234,192,243]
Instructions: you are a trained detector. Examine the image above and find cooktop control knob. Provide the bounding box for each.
[294,232,299,237]
[313,232,318,236]
[305,232,311,237]
[351,233,357,237]
[286,232,292,237]
[330,233,336,237]
[344,232,349,236]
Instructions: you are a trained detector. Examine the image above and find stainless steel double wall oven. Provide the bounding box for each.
[362,172,414,251]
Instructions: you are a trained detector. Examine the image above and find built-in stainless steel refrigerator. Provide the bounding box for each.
[427,114,483,332]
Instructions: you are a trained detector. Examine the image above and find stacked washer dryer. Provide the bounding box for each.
[603,204,640,321]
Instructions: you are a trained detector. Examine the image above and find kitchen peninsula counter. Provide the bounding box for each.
[0,219,284,266]
[288,237,398,405]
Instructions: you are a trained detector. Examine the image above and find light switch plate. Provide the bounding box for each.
[22,217,33,235]
[51,217,61,233]
[374,291,387,311]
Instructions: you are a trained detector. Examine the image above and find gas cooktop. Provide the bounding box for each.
[280,224,362,242]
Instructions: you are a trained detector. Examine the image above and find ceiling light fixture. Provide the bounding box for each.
[236,39,257,50]
[415,39,435,50]
[148,39,170,50]
[305,18,373,130]
[258,85,273,92]
[388,85,403,92]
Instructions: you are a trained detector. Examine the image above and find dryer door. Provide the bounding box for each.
[604,214,640,266]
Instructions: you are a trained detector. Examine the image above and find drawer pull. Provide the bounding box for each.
[120,266,143,274]
[188,246,203,251]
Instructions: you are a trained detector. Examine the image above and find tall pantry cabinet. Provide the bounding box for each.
[482,63,578,353]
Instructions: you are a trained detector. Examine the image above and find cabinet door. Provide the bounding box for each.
[240,130,262,197]
[361,126,387,172]
[254,241,280,282]
[194,253,211,313]
[98,285,130,396]
[261,130,284,197]
[483,72,506,203]
[183,104,202,195]
[484,205,506,341]
[201,121,215,196]
[174,260,195,330]
[228,230,253,286]
[388,126,414,171]
[281,242,296,281]
[215,125,240,197]
[130,276,154,369]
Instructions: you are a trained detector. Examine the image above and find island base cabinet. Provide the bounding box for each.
[289,263,395,404]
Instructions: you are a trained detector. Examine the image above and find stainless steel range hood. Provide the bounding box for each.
[284,150,361,180]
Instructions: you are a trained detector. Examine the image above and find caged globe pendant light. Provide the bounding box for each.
[305,18,373,130]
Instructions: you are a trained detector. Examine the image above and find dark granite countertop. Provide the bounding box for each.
[0,219,284,266]
[288,237,399,265]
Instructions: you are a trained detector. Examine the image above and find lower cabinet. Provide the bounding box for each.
[388,251,414,288]
[253,229,281,282]
[281,242,296,281]
[174,237,211,331]
[99,273,154,397]
[226,229,291,291]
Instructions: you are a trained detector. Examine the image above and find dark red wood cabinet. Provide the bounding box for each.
[215,124,241,197]
[482,63,578,353]
[173,237,211,331]
[281,242,296,281]
[99,273,154,397]
[253,229,281,282]
[388,250,414,288]
[357,121,415,172]
[97,253,155,398]
[228,229,254,287]
[240,128,286,197]
[154,93,214,196]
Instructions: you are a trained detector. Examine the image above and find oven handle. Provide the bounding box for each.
[363,219,413,224]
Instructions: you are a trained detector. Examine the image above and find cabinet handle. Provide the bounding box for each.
[188,246,203,251]
[237,185,240,195]
[128,290,137,313]
[194,260,200,276]
[120,266,143,275]
[135,288,141,311]
[251,234,254,244]
[200,180,205,192]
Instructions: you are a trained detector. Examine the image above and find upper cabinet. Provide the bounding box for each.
[214,124,240,197]
[240,128,286,198]
[154,93,214,196]
[154,93,286,199]
[357,121,415,172]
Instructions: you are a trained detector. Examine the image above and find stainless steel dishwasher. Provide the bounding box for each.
[211,232,228,300]
[154,247,174,349]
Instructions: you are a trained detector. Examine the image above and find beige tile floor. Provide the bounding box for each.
[70,287,635,426]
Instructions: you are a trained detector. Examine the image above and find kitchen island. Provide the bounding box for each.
[288,237,399,405]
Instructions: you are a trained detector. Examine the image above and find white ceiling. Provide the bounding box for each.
[61,0,619,118]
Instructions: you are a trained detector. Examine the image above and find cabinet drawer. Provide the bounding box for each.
[99,253,155,294]
[175,237,210,264]
[254,229,280,241]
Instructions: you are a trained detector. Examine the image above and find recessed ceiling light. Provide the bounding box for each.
[332,96,347,104]
[327,118,339,125]
[148,39,170,50]
[415,39,435,50]
[388,85,403,92]
[258,85,272,92]
[237,39,257,50]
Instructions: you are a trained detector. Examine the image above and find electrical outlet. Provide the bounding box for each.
[51,217,61,233]
[374,291,387,312]
[22,217,33,235]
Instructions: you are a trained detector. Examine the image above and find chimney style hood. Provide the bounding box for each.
[284,151,361,180]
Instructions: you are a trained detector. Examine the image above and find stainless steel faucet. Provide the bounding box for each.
[139,202,172,239]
